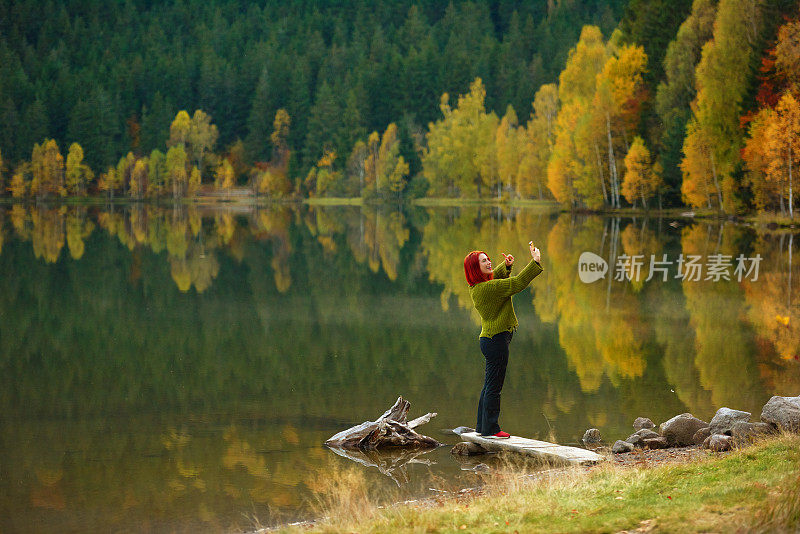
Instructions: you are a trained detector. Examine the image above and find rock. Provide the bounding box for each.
[730,421,776,443]
[612,440,634,454]
[582,428,602,444]
[703,434,733,452]
[450,426,476,436]
[635,428,660,439]
[473,463,490,473]
[633,417,655,430]
[642,436,669,450]
[659,413,709,446]
[693,427,712,445]
[709,407,751,435]
[760,395,800,431]
[450,442,487,456]
[625,429,660,448]
[625,433,644,447]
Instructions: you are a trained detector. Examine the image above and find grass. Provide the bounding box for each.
[303,197,364,206]
[744,211,800,228]
[281,433,800,533]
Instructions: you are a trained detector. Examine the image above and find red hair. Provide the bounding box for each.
[464,250,493,286]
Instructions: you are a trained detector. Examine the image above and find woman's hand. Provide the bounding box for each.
[502,253,514,267]
[529,241,541,263]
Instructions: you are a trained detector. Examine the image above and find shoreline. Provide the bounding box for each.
[264,434,797,533]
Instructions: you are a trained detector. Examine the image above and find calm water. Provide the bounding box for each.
[0,203,798,532]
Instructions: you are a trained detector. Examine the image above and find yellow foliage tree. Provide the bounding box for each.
[9,163,29,197]
[30,139,65,199]
[743,108,780,212]
[621,137,661,208]
[65,142,93,196]
[518,84,557,199]
[423,78,498,198]
[765,92,800,218]
[214,159,235,192]
[680,118,720,209]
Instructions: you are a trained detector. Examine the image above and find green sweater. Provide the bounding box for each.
[469,258,543,338]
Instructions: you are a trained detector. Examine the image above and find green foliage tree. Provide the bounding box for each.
[165,145,188,199]
[654,0,718,206]
[422,78,498,198]
[683,0,766,213]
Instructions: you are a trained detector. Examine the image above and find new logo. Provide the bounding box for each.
[578,252,608,283]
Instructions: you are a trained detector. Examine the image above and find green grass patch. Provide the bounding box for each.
[413,197,560,209]
[287,434,800,533]
[303,197,364,206]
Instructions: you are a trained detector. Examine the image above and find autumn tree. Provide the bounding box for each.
[148,150,167,197]
[683,0,766,213]
[764,92,800,218]
[65,142,93,196]
[8,162,29,197]
[346,140,368,196]
[375,123,409,197]
[270,109,291,171]
[592,40,648,208]
[165,144,188,199]
[621,136,661,208]
[168,110,191,148]
[214,159,235,192]
[129,158,148,199]
[422,78,498,198]
[743,108,780,212]
[548,26,607,208]
[496,105,521,198]
[681,119,720,209]
[30,139,65,199]
[187,110,219,179]
[518,84,557,199]
[655,0,717,205]
[0,149,4,195]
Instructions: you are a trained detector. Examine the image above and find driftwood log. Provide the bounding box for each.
[324,396,441,450]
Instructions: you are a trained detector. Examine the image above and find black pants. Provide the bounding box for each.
[476,330,512,435]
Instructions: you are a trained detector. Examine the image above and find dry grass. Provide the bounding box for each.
[278,433,800,533]
[750,470,800,533]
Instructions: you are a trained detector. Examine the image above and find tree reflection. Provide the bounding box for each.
[680,223,765,412]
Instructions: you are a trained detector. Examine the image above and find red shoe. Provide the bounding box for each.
[488,431,511,438]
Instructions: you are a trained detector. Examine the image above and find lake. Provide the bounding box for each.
[0,203,798,532]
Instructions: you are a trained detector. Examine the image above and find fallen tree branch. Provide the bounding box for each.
[324,396,441,450]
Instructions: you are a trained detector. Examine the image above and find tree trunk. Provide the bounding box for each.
[789,148,794,219]
[605,114,619,208]
[594,142,608,206]
[325,397,440,450]
[710,153,723,211]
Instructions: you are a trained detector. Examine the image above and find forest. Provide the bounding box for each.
[0,0,799,214]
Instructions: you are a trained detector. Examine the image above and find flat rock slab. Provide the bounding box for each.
[459,432,605,466]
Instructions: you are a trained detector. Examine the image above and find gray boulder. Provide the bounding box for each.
[760,395,800,431]
[692,427,712,445]
[633,417,655,430]
[659,413,709,446]
[731,421,776,443]
[703,434,733,452]
[625,428,660,448]
[709,407,751,435]
[450,442,487,456]
[612,440,634,454]
[583,428,602,444]
[642,436,669,450]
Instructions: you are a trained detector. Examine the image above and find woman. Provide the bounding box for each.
[464,241,542,438]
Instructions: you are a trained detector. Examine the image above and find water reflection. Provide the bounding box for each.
[0,203,798,530]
